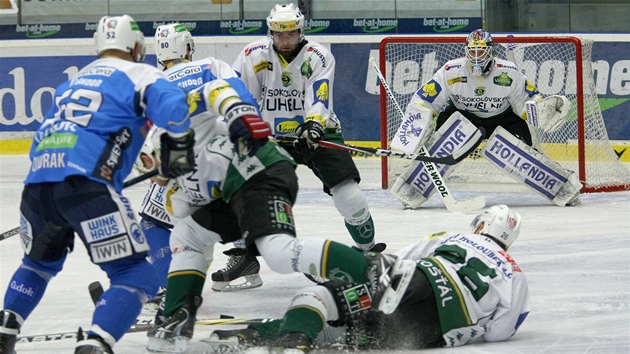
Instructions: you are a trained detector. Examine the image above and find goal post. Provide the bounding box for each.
[379,35,630,193]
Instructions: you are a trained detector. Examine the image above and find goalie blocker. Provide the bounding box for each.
[483,126,582,206]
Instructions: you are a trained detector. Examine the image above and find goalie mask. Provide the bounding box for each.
[94,15,146,63]
[154,23,195,67]
[465,29,494,76]
[266,3,305,42]
[470,204,521,249]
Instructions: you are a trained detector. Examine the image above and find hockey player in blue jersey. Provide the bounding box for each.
[0,15,197,354]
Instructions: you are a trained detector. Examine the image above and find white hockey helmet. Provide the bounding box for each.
[266,3,305,41]
[94,15,146,62]
[470,204,522,249]
[465,29,494,76]
[154,23,195,66]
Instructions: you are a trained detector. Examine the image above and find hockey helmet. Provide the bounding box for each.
[154,23,195,66]
[470,204,521,249]
[94,15,146,62]
[134,126,159,174]
[465,29,494,76]
[266,3,305,41]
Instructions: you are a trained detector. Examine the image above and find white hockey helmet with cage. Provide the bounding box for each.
[465,29,494,76]
[154,23,195,66]
[266,3,305,41]
[470,204,522,249]
[94,15,146,62]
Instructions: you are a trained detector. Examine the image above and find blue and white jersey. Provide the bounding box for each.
[25,58,191,192]
[160,57,259,153]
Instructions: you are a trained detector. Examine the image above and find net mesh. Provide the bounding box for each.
[381,36,630,193]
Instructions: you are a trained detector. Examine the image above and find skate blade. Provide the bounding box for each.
[146,336,188,353]
[212,274,263,292]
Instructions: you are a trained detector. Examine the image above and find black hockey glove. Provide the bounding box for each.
[294,120,324,155]
[226,103,271,157]
[159,129,195,179]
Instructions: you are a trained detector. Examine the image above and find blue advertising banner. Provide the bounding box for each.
[0,17,482,39]
[1,42,628,143]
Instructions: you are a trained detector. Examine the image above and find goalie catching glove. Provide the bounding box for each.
[294,120,325,155]
[225,103,271,157]
[159,129,195,179]
[525,95,570,133]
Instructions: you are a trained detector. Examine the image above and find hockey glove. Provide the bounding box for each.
[294,120,325,155]
[159,129,195,179]
[225,103,271,157]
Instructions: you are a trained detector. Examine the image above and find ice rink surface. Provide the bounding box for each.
[1,155,628,353]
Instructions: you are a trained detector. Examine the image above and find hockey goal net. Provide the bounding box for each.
[379,35,630,193]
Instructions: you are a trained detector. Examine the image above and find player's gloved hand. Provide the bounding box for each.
[294,120,324,155]
[226,103,270,157]
[159,129,195,179]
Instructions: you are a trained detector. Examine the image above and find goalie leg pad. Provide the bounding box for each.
[389,113,479,208]
[482,126,582,206]
[390,103,435,153]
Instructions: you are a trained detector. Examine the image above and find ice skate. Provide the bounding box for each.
[0,310,21,354]
[211,248,263,292]
[146,295,201,353]
[75,336,113,354]
[202,327,262,353]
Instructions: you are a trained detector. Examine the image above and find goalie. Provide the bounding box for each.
[390,29,581,208]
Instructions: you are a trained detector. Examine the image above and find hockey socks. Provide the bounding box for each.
[143,222,172,288]
[278,307,324,341]
[162,273,205,317]
[2,264,50,320]
[322,240,369,284]
[90,286,143,343]
[345,215,376,250]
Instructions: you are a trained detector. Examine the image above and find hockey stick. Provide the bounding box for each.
[273,135,481,165]
[369,57,485,212]
[0,169,159,242]
[16,317,266,343]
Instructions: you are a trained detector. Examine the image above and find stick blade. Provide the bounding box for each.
[450,126,485,164]
[88,281,104,305]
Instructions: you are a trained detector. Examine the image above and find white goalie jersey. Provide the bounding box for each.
[232,37,340,136]
[411,57,540,120]
[395,231,530,346]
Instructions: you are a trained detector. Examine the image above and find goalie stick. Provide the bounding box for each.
[0,169,159,242]
[369,57,485,213]
[273,135,482,165]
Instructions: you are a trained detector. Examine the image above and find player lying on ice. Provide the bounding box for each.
[205,204,530,352]
[390,29,582,208]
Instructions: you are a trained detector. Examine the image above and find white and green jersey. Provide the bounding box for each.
[408,57,540,119]
[232,37,341,136]
[191,135,295,203]
[395,231,530,347]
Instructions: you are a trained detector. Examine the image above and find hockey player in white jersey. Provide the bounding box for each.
[390,29,581,208]
[207,205,529,352]
[232,3,382,253]
[0,15,195,354]
[144,79,392,354]
[137,24,262,307]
